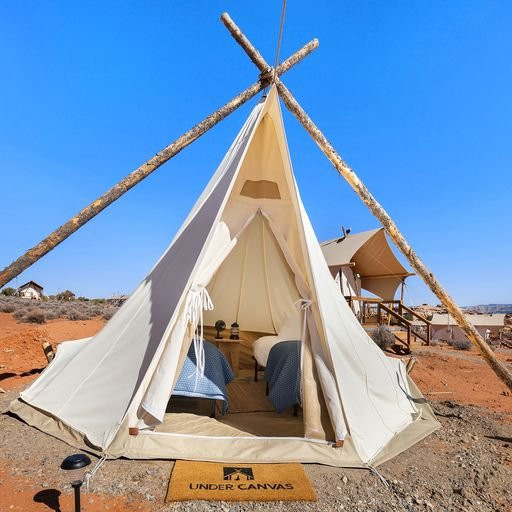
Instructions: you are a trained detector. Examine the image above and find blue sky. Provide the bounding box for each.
[1,1,510,305]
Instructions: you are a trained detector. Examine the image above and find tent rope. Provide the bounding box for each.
[368,465,390,489]
[187,287,214,389]
[294,298,313,400]
[272,0,288,83]
[84,455,107,490]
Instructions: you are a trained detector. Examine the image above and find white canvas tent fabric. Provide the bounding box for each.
[322,229,412,300]
[11,87,438,467]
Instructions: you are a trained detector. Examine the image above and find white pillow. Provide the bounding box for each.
[276,308,302,341]
[253,335,280,367]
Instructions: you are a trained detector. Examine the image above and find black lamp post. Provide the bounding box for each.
[61,453,91,512]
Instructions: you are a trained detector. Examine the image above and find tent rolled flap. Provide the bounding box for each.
[10,87,439,467]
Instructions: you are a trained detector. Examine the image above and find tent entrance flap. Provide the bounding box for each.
[204,211,301,334]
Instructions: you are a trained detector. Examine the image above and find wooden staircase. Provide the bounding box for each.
[346,296,431,354]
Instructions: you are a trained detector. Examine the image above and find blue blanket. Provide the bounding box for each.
[265,340,301,413]
[173,340,234,414]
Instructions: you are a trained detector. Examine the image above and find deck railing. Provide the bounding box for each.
[345,296,431,352]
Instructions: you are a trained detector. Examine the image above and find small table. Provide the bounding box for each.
[210,338,242,377]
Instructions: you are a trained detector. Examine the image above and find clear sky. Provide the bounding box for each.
[1,1,510,305]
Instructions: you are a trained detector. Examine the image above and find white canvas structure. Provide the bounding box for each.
[422,313,506,344]
[321,229,413,301]
[10,87,439,467]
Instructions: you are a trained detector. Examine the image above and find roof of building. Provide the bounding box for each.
[422,313,506,327]
[17,281,44,291]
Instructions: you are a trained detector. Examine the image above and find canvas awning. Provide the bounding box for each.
[321,229,413,300]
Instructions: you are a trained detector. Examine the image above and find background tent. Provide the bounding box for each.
[321,228,414,301]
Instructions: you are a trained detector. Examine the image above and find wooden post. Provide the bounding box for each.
[0,38,318,289]
[275,78,512,390]
[220,12,512,390]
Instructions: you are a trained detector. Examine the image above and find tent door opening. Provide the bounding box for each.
[152,212,333,442]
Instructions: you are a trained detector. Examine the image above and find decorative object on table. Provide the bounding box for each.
[61,453,91,512]
[214,320,226,339]
[230,322,240,340]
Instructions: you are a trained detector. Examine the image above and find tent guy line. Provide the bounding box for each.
[0,34,318,289]
[219,12,512,391]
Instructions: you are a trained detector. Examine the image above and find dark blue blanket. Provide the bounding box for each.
[173,340,234,414]
[265,340,301,413]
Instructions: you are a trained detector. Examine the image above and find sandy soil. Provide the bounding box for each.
[1,313,511,511]
[0,312,105,391]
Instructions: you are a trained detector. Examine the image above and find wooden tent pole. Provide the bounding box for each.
[276,79,512,390]
[0,39,318,289]
[220,12,512,390]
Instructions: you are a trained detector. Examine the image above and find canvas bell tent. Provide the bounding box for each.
[10,87,439,467]
[321,228,414,302]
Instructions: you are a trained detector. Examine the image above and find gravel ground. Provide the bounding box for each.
[1,388,511,511]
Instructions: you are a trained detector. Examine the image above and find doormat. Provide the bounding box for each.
[166,460,316,502]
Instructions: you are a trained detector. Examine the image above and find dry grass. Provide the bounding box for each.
[0,296,119,324]
[370,325,395,350]
[450,338,472,351]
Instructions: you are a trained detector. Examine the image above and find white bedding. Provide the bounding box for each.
[253,335,280,367]
[253,308,303,367]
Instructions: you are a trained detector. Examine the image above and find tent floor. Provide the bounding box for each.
[162,369,304,439]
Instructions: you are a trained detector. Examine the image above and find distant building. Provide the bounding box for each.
[424,313,506,343]
[321,228,414,317]
[17,281,44,300]
[107,294,128,307]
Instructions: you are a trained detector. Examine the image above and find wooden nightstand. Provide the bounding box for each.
[210,338,242,377]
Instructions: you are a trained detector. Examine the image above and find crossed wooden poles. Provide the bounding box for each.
[1,13,511,390]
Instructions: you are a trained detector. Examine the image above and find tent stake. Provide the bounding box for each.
[0,39,318,289]
[220,12,512,391]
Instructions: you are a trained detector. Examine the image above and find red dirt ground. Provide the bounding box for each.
[1,312,511,510]
[0,313,105,391]
[0,465,153,512]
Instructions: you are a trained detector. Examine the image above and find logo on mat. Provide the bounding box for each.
[223,467,254,481]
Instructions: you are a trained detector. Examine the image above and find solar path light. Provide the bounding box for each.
[61,453,91,512]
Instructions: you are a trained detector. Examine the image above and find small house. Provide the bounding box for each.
[428,313,506,343]
[17,281,44,300]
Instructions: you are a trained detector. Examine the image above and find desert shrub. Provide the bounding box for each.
[1,287,16,296]
[13,309,28,320]
[56,290,75,301]
[102,308,116,320]
[1,303,16,313]
[371,325,395,350]
[66,310,91,321]
[22,309,47,324]
[451,339,471,351]
[88,306,102,317]
[0,294,119,321]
